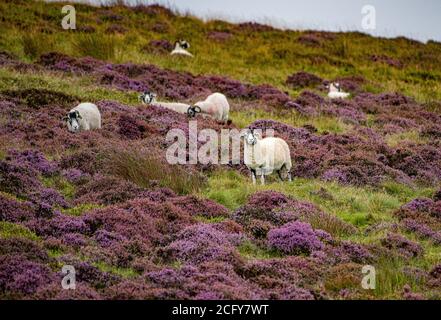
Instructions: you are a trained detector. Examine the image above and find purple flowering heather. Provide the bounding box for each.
[58,255,120,289]
[94,229,127,248]
[0,255,55,297]
[402,198,434,212]
[35,282,102,300]
[29,187,69,209]
[161,223,243,264]
[207,31,233,42]
[0,160,42,198]
[247,191,290,211]
[286,71,323,89]
[7,149,58,176]
[26,212,89,238]
[268,221,324,255]
[0,194,35,222]
[381,233,423,258]
[144,39,173,54]
[0,238,50,263]
[61,168,88,184]
[401,219,441,244]
[61,233,87,247]
[171,195,229,218]
[332,241,374,264]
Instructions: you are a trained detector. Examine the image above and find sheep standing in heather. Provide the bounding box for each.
[193,92,230,123]
[242,128,292,185]
[139,91,201,117]
[327,82,350,99]
[63,102,101,133]
[170,40,193,57]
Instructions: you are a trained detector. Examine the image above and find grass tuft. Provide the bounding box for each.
[72,34,118,61]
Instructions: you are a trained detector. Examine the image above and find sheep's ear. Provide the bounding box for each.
[62,116,69,122]
[75,110,82,119]
[253,131,262,139]
[194,106,201,113]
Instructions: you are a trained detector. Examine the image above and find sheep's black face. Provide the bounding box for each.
[140,92,156,104]
[179,40,190,49]
[65,111,81,133]
[243,130,258,146]
[187,106,201,118]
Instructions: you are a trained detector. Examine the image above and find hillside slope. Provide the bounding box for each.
[0,1,440,300]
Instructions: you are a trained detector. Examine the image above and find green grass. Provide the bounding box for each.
[93,261,140,278]
[194,215,226,223]
[42,175,76,199]
[62,203,103,216]
[201,170,434,228]
[237,240,282,260]
[103,147,207,195]
[72,33,118,61]
[231,109,352,133]
[0,221,39,241]
[385,130,429,148]
[0,68,137,105]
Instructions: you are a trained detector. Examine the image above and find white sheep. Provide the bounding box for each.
[327,82,350,99]
[139,91,201,117]
[170,40,193,57]
[63,102,101,133]
[193,92,230,123]
[242,129,292,185]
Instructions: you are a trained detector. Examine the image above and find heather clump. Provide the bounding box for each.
[267,221,325,255]
[0,255,55,298]
[74,175,143,206]
[233,190,355,238]
[0,160,43,198]
[159,223,243,264]
[0,238,50,263]
[381,233,423,258]
[6,149,58,176]
[142,40,173,55]
[286,71,323,89]
[0,194,35,223]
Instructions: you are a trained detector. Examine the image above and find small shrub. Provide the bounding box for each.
[268,221,324,255]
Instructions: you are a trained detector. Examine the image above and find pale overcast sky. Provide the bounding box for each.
[47,0,441,42]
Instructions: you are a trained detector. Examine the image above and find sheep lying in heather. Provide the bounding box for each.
[170,40,193,57]
[242,128,292,185]
[193,92,230,123]
[63,102,101,133]
[327,82,350,99]
[139,91,201,117]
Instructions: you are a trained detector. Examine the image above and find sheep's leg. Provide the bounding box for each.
[277,170,283,181]
[251,169,256,185]
[260,173,265,185]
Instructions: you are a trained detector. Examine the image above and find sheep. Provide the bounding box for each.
[327,82,350,99]
[193,92,230,123]
[241,128,292,185]
[63,102,101,133]
[170,40,193,57]
[139,91,201,117]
